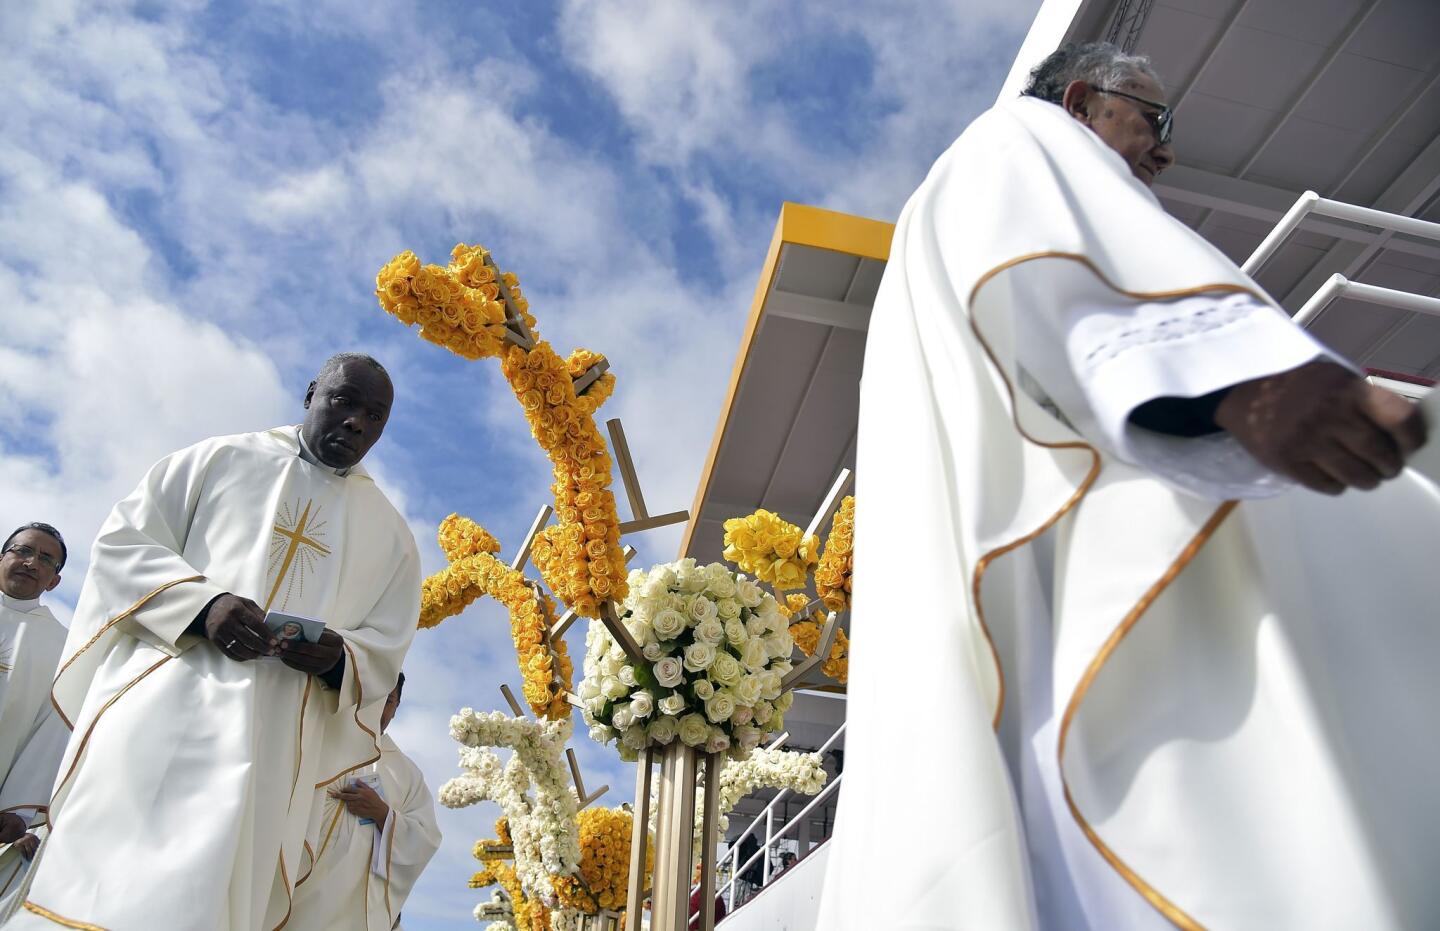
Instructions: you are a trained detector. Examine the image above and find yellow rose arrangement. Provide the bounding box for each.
[721,509,818,591]
[376,245,628,620]
[781,594,850,685]
[420,515,574,719]
[470,852,549,931]
[503,340,627,619]
[553,806,651,914]
[376,244,537,361]
[814,495,854,612]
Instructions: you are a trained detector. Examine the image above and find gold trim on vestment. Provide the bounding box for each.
[384,812,396,922]
[293,840,317,889]
[21,900,109,930]
[48,655,174,823]
[271,850,294,931]
[48,575,205,730]
[313,640,381,789]
[1057,501,1236,931]
[292,677,313,804]
[965,251,1264,926]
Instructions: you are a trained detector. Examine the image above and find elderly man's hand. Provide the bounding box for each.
[279,628,345,677]
[1215,360,1426,494]
[0,813,27,845]
[15,833,40,861]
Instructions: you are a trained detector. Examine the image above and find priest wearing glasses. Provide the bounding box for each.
[0,524,70,918]
[12,354,422,931]
[820,42,1437,931]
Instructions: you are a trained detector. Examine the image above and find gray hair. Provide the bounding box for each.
[1021,41,1161,104]
[315,352,391,388]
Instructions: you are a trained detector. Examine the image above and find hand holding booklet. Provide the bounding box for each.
[262,611,326,658]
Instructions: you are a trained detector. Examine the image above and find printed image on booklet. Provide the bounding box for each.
[263,611,327,647]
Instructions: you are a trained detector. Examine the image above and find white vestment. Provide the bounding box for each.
[290,734,441,931]
[817,96,1440,930]
[11,427,421,931]
[0,595,68,920]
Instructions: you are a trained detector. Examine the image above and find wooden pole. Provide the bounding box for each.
[624,747,654,931]
[606,418,649,521]
[510,504,553,572]
[650,742,700,930]
[697,752,722,931]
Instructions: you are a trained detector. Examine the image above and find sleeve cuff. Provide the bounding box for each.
[116,577,228,655]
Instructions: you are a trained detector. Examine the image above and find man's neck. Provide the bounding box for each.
[295,426,352,477]
[0,590,42,612]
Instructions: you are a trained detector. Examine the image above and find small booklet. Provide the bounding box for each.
[262,611,326,658]
[1407,391,1440,487]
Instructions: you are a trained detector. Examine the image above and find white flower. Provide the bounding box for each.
[705,728,731,754]
[724,617,747,646]
[642,639,665,661]
[612,703,635,729]
[735,578,763,608]
[599,652,623,678]
[710,652,743,687]
[647,716,678,744]
[618,665,639,688]
[589,724,615,743]
[733,725,763,753]
[715,598,741,620]
[707,575,737,599]
[694,618,725,645]
[622,725,649,750]
[578,678,601,701]
[758,670,783,701]
[688,594,718,624]
[766,629,794,658]
[745,615,769,638]
[704,562,731,584]
[753,701,774,725]
[776,691,794,713]
[683,641,717,672]
[601,676,628,701]
[704,689,737,724]
[658,693,687,716]
[679,566,707,592]
[693,679,715,701]
[629,689,655,719]
[735,675,763,706]
[678,713,710,747]
[742,638,771,671]
[651,608,687,641]
[653,656,684,688]
[731,703,754,726]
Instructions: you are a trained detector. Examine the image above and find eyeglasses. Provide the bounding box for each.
[2,544,61,572]
[1095,86,1173,146]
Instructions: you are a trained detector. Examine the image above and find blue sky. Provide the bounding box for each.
[0,1,1038,925]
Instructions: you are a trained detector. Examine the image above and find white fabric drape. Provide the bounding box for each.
[10,427,420,931]
[816,96,1440,930]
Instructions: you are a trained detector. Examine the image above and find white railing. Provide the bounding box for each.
[1241,191,1440,336]
[687,721,848,925]
[1242,190,1440,277]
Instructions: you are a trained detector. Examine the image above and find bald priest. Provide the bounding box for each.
[12,354,421,931]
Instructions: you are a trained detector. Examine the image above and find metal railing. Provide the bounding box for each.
[1241,190,1440,335]
[686,721,848,924]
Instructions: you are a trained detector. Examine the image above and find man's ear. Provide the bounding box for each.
[1062,80,1092,122]
[45,573,61,593]
[303,380,318,410]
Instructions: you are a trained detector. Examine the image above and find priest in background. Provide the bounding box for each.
[11,353,421,931]
[291,671,441,931]
[0,524,70,919]
[819,42,1439,931]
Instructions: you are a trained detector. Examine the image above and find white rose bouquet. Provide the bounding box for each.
[581,559,794,761]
